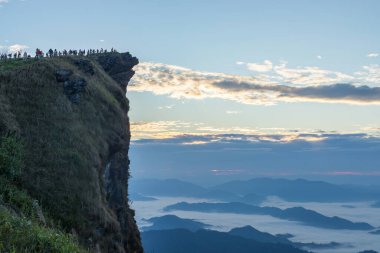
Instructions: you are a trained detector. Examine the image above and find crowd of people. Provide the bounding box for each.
[0,48,118,61]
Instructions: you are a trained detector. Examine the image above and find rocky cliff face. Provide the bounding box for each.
[0,53,143,252]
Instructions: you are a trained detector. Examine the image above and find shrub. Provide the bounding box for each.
[0,135,23,180]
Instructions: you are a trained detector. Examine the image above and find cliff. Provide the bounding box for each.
[0,53,143,252]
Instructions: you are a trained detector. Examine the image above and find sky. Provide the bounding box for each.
[1,0,380,182]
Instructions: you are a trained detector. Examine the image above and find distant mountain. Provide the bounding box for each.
[229,226,291,244]
[130,179,238,200]
[341,204,356,209]
[212,178,378,202]
[357,251,379,253]
[240,193,265,205]
[295,242,342,250]
[142,229,310,253]
[131,179,207,197]
[143,216,345,251]
[165,202,374,230]
[131,178,380,204]
[142,215,211,232]
[369,229,380,235]
[129,192,157,201]
[230,226,344,250]
[130,178,262,203]
[277,233,295,240]
[372,201,380,208]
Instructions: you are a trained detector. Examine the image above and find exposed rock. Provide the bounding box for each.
[55,69,73,82]
[93,52,139,89]
[63,78,87,103]
[56,69,87,103]
[94,52,142,252]
[74,59,95,75]
[111,71,136,88]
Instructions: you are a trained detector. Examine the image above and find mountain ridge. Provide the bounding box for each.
[165,202,374,230]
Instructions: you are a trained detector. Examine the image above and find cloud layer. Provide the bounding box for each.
[130,131,380,180]
[130,62,380,105]
[130,120,380,141]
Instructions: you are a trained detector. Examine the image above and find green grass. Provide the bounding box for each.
[0,135,87,253]
[0,177,35,218]
[0,209,86,253]
[0,59,34,71]
[0,135,34,218]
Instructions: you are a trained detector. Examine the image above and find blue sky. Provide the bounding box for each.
[1,0,380,181]
[1,0,379,71]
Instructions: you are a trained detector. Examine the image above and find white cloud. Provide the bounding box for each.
[316,55,323,60]
[99,39,105,42]
[130,121,202,139]
[0,0,9,7]
[355,64,380,85]
[158,105,175,110]
[272,62,355,86]
[246,60,273,72]
[8,44,28,53]
[367,53,379,58]
[237,60,357,86]
[0,44,29,53]
[130,61,380,106]
[226,110,242,114]
[236,61,245,65]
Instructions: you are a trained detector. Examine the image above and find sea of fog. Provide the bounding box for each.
[132,197,380,253]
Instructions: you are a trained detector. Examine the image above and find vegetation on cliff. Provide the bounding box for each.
[0,53,142,253]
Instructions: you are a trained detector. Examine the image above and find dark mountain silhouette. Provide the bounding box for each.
[142,215,346,251]
[212,178,378,202]
[142,229,310,253]
[165,202,374,230]
[277,233,296,240]
[230,226,345,250]
[142,215,211,232]
[229,226,291,244]
[370,229,380,235]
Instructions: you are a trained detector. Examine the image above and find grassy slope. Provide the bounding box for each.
[0,134,86,253]
[0,56,140,252]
